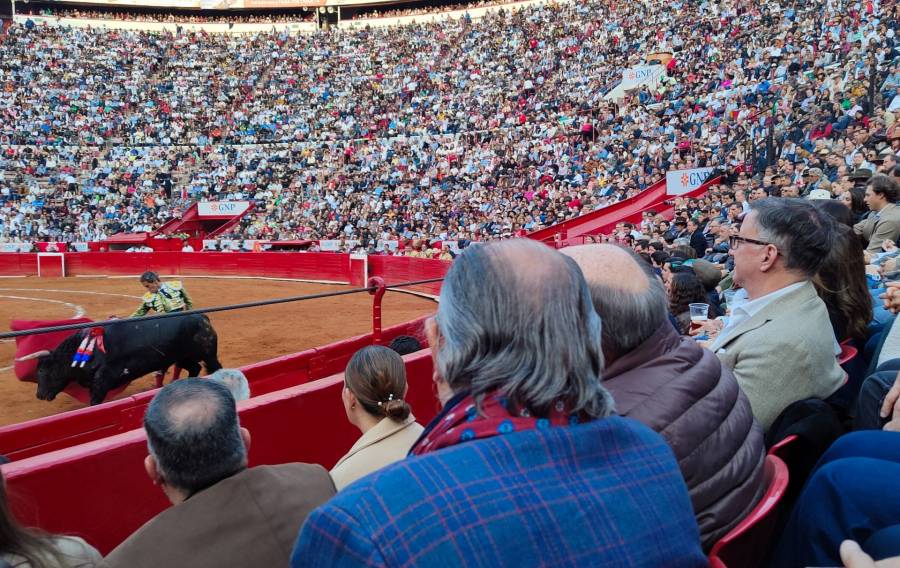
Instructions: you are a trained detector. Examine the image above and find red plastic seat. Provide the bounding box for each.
[707,455,790,568]
[767,434,799,460]
[838,342,858,366]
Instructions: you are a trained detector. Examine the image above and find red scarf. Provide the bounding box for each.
[409,391,584,456]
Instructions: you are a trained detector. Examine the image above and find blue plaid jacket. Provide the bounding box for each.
[291,416,706,567]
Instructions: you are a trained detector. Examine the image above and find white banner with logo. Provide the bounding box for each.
[319,239,359,252]
[70,242,90,252]
[197,201,251,217]
[666,167,716,196]
[0,242,30,253]
[620,65,665,91]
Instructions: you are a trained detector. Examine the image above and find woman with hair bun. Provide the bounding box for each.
[330,346,424,490]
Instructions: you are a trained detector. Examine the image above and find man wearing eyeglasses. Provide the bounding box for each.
[706,198,845,431]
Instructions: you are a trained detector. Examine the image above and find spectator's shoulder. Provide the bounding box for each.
[51,535,103,567]
[252,462,334,489]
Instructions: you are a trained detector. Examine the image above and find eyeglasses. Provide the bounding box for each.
[729,235,777,251]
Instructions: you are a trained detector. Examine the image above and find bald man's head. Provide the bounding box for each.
[561,244,651,295]
[561,244,668,362]
[144,379,247,494]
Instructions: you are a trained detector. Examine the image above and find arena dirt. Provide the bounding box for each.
[0,276,436,426]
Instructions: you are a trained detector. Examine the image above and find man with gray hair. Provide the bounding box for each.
[705,198,844,430]
[562,244,764,550]
[207,368,251,401]
[292,239,706,567]
[106,379,335,568]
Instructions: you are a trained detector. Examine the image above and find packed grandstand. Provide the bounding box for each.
[1,0,900,565]
[0,0,894,251]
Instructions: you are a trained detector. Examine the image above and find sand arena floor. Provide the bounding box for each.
[0,276,436,426]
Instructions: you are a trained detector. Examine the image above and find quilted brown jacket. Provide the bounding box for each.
[603,322,766,550]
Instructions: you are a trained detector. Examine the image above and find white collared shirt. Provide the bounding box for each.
[724,281,806,334]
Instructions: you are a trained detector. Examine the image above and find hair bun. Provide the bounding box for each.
[383,398,411,421]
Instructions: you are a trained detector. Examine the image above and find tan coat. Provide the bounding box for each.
[854,203,900,253]
[104,464,335,568]
[709,281,844,431]
[330,416,424,491]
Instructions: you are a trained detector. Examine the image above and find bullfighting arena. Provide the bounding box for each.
[0,276,436,426]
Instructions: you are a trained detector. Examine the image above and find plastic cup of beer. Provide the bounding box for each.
[689,303,710,332]
[723,289,737,311]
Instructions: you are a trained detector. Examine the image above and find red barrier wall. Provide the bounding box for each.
[0,252,451,290]
[0,317,428,461]
[63,251,355,282]
[1,351,439,555]
[0,253,38,275]
[368,256,446,296]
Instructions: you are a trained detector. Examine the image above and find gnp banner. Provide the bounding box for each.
[666,167,716,196]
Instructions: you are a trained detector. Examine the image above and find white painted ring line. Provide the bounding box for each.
[0,294,88,372]
[0,295,85,318]
[0,288,142,300]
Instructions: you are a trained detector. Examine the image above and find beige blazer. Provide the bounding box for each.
[854,203,900,253]
[330,416,425,491]
[709,281,844,431]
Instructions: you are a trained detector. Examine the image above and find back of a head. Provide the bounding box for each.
[435,239,612,419]
[814,223,873,341]
[816,199,855,228]
[387,335,422,356]
[561,244,668,362]
[345,345,411,421]
[207,369,251,402]
[144,379,246,495]
[752,198,835,278]
[0,470,66,568]
[670,244,696,259]
[668,272,707,315]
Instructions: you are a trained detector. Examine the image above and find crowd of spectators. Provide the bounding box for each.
[16,7,315,24]
[348,0,512,20]
[4,0,900,562]
[2,0,896,252]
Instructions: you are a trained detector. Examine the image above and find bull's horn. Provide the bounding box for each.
[15,350,51,362]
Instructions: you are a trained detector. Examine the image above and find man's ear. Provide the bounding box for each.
[145,454,163,486]
[240,426,251,454]
[425,316,442,350]
[760,244,780,272]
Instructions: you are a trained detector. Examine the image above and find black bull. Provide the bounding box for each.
[17,314,222,405]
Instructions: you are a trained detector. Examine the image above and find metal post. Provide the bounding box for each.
[868,56,878,114]
[368,276,386,345]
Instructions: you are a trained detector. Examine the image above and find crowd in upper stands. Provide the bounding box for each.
[348,0,512,20]
[3,0,900,563]
[2,0,896,251]
[16,7,316,24]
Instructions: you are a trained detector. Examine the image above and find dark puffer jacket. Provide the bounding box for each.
[603,322,766,550]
